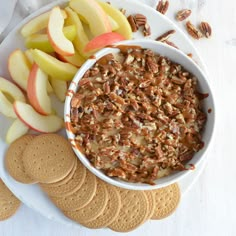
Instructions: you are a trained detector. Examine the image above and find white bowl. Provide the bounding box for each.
[64,39,215,190]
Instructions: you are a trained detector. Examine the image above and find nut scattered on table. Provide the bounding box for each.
[156,0,169,15]
[199,22,212,38]
[176,9,191,21]
[186,21,203,39]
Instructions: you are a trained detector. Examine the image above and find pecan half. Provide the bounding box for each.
[143,23,151,36]
[156,29,176,42]
[156,0,169,14]
[127,15,138,32]
[186,21,203,39]
[199,22,212,38]
[134,14,147,26]
[164,40,179,49]
[176,9,191,21]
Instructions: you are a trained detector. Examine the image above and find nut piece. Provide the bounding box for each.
[156,0,169,15]
[156,29,176,42]
[176,9,191,21]
[135,14,147,26]
[143,23,151,36]
[186,21,203,39]
[199,21,212,38]
[127,15,138,32]
[164,40,179,49]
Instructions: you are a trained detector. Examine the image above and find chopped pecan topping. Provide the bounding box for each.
[156,0,169,14]
[186,21,203,39]
[70,47,208,185]
[176,9,191,21]
[199,21,212,38]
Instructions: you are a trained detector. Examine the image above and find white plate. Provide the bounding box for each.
[0,0,208,228]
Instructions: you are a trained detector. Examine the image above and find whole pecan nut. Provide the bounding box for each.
[156,0,169,15]
[176,9,191,21]
[186,21,203,39]
[199,21,212,38]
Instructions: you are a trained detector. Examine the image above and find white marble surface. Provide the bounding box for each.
[0,0,235,235]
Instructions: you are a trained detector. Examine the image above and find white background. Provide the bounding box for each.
[0,0,235,235]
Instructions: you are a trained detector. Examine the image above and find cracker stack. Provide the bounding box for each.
[5,134,181,232]
[0,179,21,221]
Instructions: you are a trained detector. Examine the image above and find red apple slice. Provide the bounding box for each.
[8,49,31,91]
[0,91,17,118]
[6,119,29,144]
[13,101,63,133]
[27,63,52,115]
[21,9,67,37]
[48,6,75,56]
[84,32,125,52]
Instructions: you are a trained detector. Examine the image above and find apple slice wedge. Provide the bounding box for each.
[8,49,31,91]
[97,0,132,39]
[27,63,52,115]
[57,49,85,67]
[65,7,90,58]
[21,9,67,37]
[84,32,125,52]
[0,91,17,118]
[13,101,63,133]
[6,119,29,144]
[31,49,78,81]
[0,77,26,102]
[24,50,53,94]
[50,77,67,102]
[69,0,111,37]
[25,25,77,53]
[48,6,75,56]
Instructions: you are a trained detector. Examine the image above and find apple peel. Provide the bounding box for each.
[13,101,63,133]
[84,32,125,52]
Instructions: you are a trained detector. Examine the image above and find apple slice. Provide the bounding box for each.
[57,49,85,67]
[65,7,90,58]
[8,49,31,91]
[50,77,67,102]
[6,119,29,144]
[69,0,111,37]
[0,77,26,102]
[27,63,52,115]
[31,49,77,81]
[13,101,63,133]
[24,50,53,94]
[21,9,67,37]
[25,25,76,53]
[97,0,132,39]
[0,91,17,118]
[84,32,125,52]
[48,7,75,56]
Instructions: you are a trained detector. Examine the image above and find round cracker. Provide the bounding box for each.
[5,135,36,184]
[151,183,180,220]
[22,134,76,183]
[0,179,21,221]
[144,190,156,220]
[40,157,77,188]
[51,170,96,211]
[63,180,108,223]
[108,189,149,232]
[41,160,86,197]
[81,185,121,229]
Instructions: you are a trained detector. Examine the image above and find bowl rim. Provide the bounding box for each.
[64,39,216,190]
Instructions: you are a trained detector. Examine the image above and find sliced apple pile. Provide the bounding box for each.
[0,0,133,143]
